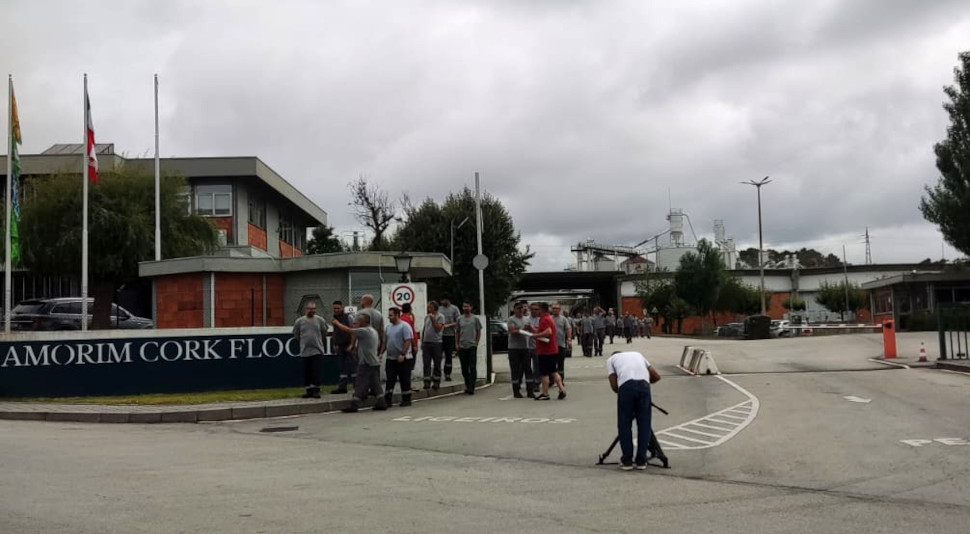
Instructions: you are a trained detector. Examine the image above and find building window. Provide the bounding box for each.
[279,214,294,245]
[195,185,232,217]
[873,289,893,315]
[248,198,265,228]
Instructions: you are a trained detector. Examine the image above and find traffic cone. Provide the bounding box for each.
[918,342,928,363]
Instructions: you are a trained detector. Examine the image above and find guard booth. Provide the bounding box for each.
[744,315,771,340]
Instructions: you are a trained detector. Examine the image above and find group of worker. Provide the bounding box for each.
[568,308,654,357]
[292,294,483,412]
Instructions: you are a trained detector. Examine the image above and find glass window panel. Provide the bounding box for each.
[196,194,213,215]
[214,193,232,215]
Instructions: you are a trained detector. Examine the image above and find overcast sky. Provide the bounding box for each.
[3,0,969,270]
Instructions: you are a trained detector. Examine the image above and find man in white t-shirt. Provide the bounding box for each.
[606,351,661,471]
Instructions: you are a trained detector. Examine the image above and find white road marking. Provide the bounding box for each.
[654,375,760,451]
[901,437,970,447]
[498,395,514,401]
[391,415,578,424]
[868,358,910,369]
[843,396,872,404]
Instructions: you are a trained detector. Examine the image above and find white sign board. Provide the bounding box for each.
[381,283,429,333]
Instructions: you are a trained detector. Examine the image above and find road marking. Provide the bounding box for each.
[868,358,910,369]
[391,415,577,424]
[843,396,872,404]
[498,395,514,401]
[901,437,970,447]
[654,375,760,451]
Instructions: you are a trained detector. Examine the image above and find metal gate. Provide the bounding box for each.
[938,304,970,360]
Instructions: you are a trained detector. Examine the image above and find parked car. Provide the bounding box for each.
[10,298,154,331]
[716,322,745,338]
[770,320,792,337]
[489,319,509,353]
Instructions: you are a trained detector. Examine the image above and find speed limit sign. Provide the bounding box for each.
[391,285,415,307]
[381,282,428,333]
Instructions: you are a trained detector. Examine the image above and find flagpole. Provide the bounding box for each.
[81,74,89,331]
[4,75,13,334]
[154,74,161,261]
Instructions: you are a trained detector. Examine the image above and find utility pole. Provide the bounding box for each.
[741,177,771,314]
[863,227,872,265]
[842,244,850,322]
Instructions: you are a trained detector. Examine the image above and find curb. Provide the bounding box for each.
[936,361,970,374]
[0,380,489,424]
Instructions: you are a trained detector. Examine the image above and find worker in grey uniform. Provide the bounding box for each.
[605,310,617,344]
[552,304,572,383]
[292,301,327,398]
[507,301,535,398]
[422,301,446,390]
[593,307,606,356]
[581,312,595,357]
[335,314,386,412]
[438,297,460,382]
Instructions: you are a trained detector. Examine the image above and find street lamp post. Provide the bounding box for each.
[741,176,772,315]
[450,216,469,275]
[393,252,413,283]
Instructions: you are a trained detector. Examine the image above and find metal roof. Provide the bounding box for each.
[41,143,115,155]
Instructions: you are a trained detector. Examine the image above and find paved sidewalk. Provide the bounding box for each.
[0,381,489,424]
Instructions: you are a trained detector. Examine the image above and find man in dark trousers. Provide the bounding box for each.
[383,307,414,408]
[551,304,572,383]
[593,307,606,356]
[623,313,635,344]
[507,301,535,398]
[528,302,565,400]
[581,312,595,357]
[438,297,460,382]
[421,301,445,391]
[292,301,327,398]
[335,313,386,412]
[454,300,482,395]
[331,300,356,394]
[607,350,662,470]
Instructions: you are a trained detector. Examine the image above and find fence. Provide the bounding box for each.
[938,304,970,360]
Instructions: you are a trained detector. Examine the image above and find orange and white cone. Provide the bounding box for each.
[918,342,928,363]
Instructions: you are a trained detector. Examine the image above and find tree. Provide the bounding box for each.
[305,224,345,254]
[20,165,218,328]
[816,281,868,321]
[675,239,725,333]
[738,247,842,268]
[391,188,532,316]
[715,276,763,319]
[349,175,396,251]
[782,295,807,312]
[921,51,970,256]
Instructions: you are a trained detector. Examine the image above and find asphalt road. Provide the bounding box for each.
[1,333,969,533]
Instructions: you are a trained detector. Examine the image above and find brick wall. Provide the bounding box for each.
[209,217,233,242]
[155,273,204,328]
[265,274,285,325]
[248,224,267,251]
[279,240,303,258]
[213,273,286,327]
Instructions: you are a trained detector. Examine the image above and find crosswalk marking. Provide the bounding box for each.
[654,376,760,451]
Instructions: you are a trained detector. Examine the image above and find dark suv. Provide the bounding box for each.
[10,298,154,331]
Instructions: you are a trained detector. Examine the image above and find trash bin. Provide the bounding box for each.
[882,319,897,359]
[744,315,772,340]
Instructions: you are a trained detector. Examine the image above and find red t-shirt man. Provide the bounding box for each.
[529,302,566,401]
[535,314,558,356]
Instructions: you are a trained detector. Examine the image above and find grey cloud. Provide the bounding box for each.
[2,0,969,270]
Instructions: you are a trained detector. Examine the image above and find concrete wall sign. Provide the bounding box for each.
[0,328,338,397]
